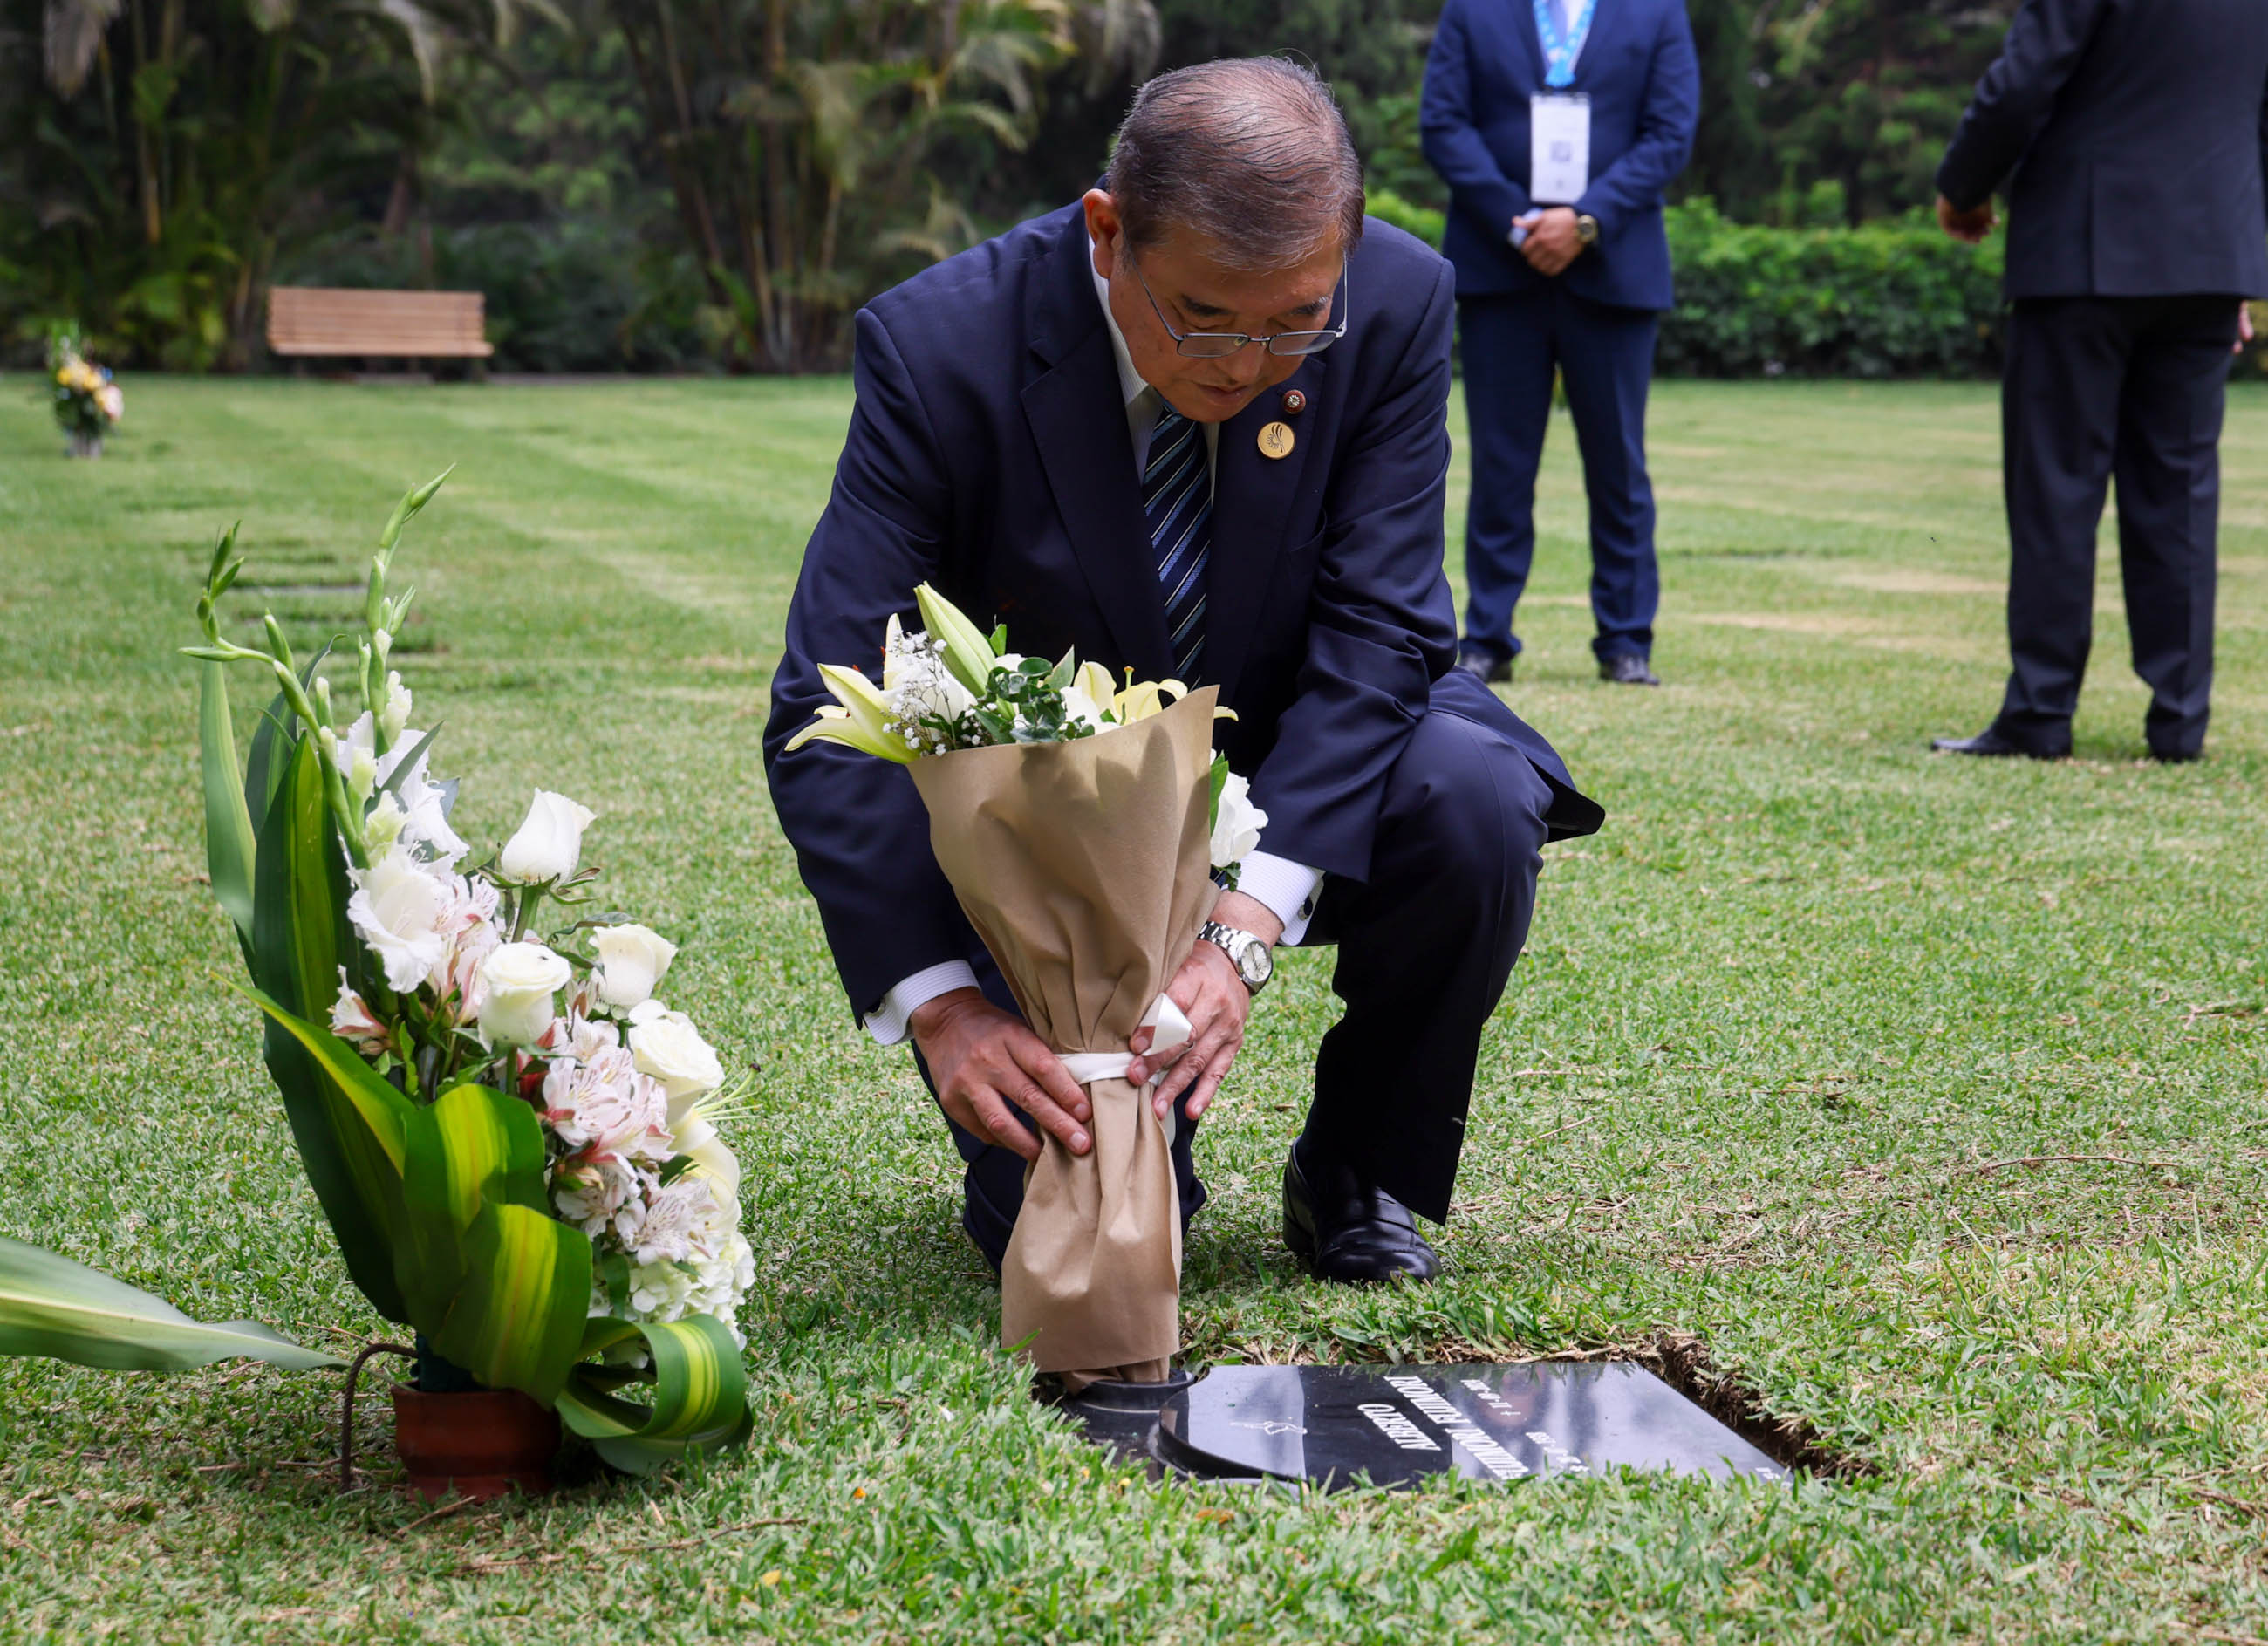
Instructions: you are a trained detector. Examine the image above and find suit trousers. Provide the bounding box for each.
[1993,295,2238,759]
[921,666,1555,1270]
[1458,286,1662,664]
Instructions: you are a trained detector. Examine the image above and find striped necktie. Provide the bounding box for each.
[1143,405,1211,683]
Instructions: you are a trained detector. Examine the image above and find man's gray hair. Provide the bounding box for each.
[1105,58,1365,270]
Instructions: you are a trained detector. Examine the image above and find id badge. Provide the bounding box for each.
[1529,93,1591,205]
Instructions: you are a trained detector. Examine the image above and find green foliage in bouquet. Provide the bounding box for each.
[0,475,755,1479]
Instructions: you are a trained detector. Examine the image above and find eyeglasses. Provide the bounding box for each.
[1128,253,1349,359]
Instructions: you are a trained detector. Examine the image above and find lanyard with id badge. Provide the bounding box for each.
[1529,0,1595,206]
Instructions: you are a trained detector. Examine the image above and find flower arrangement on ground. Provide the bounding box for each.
[786,584,1262,1386]
[49,331,123,458]
[0,474,753,1479]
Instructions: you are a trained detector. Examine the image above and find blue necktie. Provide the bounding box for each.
[1143,406,1211,683]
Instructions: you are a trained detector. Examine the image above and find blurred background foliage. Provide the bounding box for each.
[3,0,2090,376]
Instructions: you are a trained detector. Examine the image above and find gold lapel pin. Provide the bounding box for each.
[1258,421,1295,460]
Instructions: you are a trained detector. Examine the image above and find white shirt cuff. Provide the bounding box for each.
[1233,852,1323,946]
[863,960,980,1047]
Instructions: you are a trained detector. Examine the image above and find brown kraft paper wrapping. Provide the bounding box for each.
[906,689,1219,1382]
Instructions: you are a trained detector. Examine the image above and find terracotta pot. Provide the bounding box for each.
[391,1383,560,1501]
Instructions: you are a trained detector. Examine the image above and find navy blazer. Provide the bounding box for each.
[1421,0,1699,311]
[763,204,1602,1016]
[1937,0,2268,301]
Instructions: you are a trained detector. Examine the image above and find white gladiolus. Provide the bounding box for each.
[347,746,379,803]
[591,923,678,1010]
[364,790,407,851]
[341,711,468,864]
[345,846,452,991]
[497,790,597,884]
[626,999,724,1104]
[1210,769,1268,870]
[476,941,573,1047]
[379,671,413,746]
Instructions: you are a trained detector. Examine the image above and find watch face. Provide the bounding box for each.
[1240,940,1274,987]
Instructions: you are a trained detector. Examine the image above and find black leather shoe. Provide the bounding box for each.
[1598,652,1660,686]
[1282,1144,1438,1285]
[1455,649,1513,685]
[1931,726,2070,760]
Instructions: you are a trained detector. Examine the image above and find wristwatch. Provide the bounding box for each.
[1198,920,1274,995]
[1575,213,1601,246]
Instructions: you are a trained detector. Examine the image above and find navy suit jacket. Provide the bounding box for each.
[1421,0,1699,311]
[763,204,1602,1017]
[1937,0,2268,300]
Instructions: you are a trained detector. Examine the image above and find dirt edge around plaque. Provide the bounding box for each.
[1636,1331,1873,1480]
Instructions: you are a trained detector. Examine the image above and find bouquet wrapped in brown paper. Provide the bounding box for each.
[786,586,1266,1383]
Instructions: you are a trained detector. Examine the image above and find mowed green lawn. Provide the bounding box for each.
[3,373,2266,1643]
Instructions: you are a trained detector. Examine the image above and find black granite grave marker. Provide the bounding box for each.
[1068,1363,1787,1486]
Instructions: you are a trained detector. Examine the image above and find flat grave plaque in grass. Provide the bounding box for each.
[1108,1363,1787,1486]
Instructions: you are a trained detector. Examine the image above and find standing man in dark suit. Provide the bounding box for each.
[765,60,1602,1289]
[1932,0,2268,763]
[1421,0,1699,688]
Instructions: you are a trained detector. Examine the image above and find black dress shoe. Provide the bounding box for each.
[1455,649,1513,686]
[1282,1144,1438,1285]
[1931,726,2070,760]
[1598,652,1660,686]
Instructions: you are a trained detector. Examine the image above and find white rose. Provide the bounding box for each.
[626,999,724,1105]
[591,924,678,1010]
[346,845,451,992]
[1061,681,1106,735]
[497,790,597,884]
[477,941,574,1047]
[1210,769,1268,870]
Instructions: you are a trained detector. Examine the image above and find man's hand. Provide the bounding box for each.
[1125,889,1281,1121]
[910,987,1091,1162]
[2237,303,2257,358]
[1513,207,1586,277]
[1936,194,1997,244]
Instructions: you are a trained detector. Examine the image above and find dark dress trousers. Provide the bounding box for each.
[1938,0,2268,757]
[1421,0,1698,666]
[762,204,1604,1263]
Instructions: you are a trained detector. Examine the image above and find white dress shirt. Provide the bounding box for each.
[860,243,1323,1046]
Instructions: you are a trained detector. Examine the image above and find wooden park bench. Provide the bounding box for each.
[266,287,494,366]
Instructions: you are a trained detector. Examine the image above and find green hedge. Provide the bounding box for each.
[1367,190,2008,379]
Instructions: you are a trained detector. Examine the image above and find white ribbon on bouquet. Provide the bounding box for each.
[1060,995,1192,1143]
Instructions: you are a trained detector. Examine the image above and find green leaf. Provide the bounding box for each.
[557,1314,753,1475]
[1207,753,1230,833]
[424,1204,591,1409]
[198,660,258,949]
[395,1083,550,1310]
[245,745,415,1324]
[1047,648,1076,690]
[0,1237,342,1375]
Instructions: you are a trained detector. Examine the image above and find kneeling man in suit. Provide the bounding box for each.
[764,58,1603,1285]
